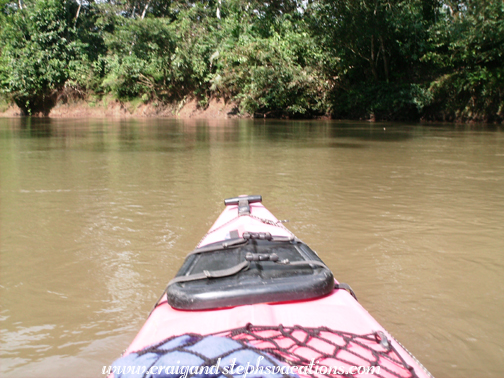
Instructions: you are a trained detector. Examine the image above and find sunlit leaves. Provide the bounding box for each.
[0,0,502,120]
[423,0,504,121]
[0,0,88,113]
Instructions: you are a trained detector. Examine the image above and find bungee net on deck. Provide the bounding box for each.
[215,324,420,378]
[114,324,426,378]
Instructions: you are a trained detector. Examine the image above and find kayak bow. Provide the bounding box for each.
[111,195,433,378]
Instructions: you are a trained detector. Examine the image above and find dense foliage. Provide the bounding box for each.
[0,0,502,120]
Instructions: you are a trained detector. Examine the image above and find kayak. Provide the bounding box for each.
[110,195,433,378]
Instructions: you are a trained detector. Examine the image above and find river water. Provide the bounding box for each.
[1,118,503,377]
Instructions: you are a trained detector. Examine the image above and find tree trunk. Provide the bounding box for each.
[216,0,221,19]
[370,35,378,81]
[141,0,151,19]
[446,1,459,20]
[18,0,22,10]
[379,35,389,82]
[74,0,81,26]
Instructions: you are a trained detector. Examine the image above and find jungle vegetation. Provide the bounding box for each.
[0,0,502,121]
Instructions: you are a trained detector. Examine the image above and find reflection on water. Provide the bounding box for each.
[1,118,503,377]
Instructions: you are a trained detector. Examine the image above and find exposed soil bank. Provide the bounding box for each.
[1,97,502,124]
[0,97,244,119]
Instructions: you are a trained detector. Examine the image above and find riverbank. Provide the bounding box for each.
[1,96,502,123]
[0,97,247,119]
[2,101,502,124]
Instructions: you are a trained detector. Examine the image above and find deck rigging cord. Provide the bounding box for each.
[114,324,427,378]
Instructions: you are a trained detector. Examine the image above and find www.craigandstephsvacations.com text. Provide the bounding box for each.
[102,356,381,376]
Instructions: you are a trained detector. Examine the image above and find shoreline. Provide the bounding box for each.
[0,97,247,120]
[1,98,502,124]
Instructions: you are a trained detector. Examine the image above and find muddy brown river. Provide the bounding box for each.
[1,118,503,377]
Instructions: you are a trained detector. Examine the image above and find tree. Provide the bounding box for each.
[423,0,504,121]
[309,0,436,119]
[101,17,175,99]
[211,14,332,116]
[0,0,89,114]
